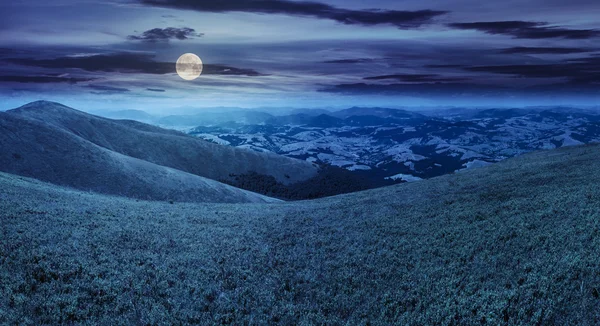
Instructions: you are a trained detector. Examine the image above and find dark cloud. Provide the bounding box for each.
[448,21,600,39]
[563,56,600,83]
[128,27,204,42]
[566,56,600,64]
[146,88,166,92]
[364,73,469,82]
[5,53,265,76]
[500,46,595,54]
[203,64,267,76]
[6,53,173,74]
[0,75,93,84]
[139,0,448,28]
[323,58,376,64]
[87,85,131,94]
[424,64,465,68]
[0,48,31,57]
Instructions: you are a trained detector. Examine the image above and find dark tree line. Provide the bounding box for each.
[222,166,402,200]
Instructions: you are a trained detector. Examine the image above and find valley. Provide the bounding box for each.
[180,107,600,182]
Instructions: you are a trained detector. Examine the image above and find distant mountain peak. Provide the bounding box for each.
[18,100,66,108]
[11,100,78,114]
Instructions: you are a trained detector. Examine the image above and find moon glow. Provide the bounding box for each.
[176,53,203,81]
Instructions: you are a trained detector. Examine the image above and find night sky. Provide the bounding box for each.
[1,0,599,112]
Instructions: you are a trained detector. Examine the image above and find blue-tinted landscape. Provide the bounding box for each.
[1,0,600,324]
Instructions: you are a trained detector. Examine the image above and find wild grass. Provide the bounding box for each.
[2,143,600,324]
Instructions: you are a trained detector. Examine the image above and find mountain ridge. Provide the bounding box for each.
[0,110,280,203]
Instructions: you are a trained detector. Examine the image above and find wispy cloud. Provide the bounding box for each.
[464,62,599,81]
[320,82,509,97]
[323,58,376,64]
[0,75,93,84]
[320,81,600,98]
[499,46,596,54]
[87,84,131,94]
[364,73,469,83]
[5,53,265,76]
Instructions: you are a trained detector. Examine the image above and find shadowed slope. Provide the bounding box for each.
[2,143,600,323]
[0,112,279,203]
[6,101,318,185]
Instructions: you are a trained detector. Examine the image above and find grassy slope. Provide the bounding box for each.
[2,144,600,324]
[6,101,318,185]
[0,112,279,204]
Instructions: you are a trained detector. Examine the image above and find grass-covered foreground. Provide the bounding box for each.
[2,144,600,324]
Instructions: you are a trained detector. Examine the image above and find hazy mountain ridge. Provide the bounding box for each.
[89,109,156,123]
[157,110,276,129]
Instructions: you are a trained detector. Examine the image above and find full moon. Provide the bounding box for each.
[176,53,203,81]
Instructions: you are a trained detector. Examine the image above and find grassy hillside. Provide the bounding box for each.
[2,143,600,324]
[5,101,318,185]
[0,112,279,204]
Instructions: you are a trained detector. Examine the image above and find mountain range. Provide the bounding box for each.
[175,106,600,182]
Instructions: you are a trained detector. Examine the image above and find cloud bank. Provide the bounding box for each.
[139,0,448,28]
